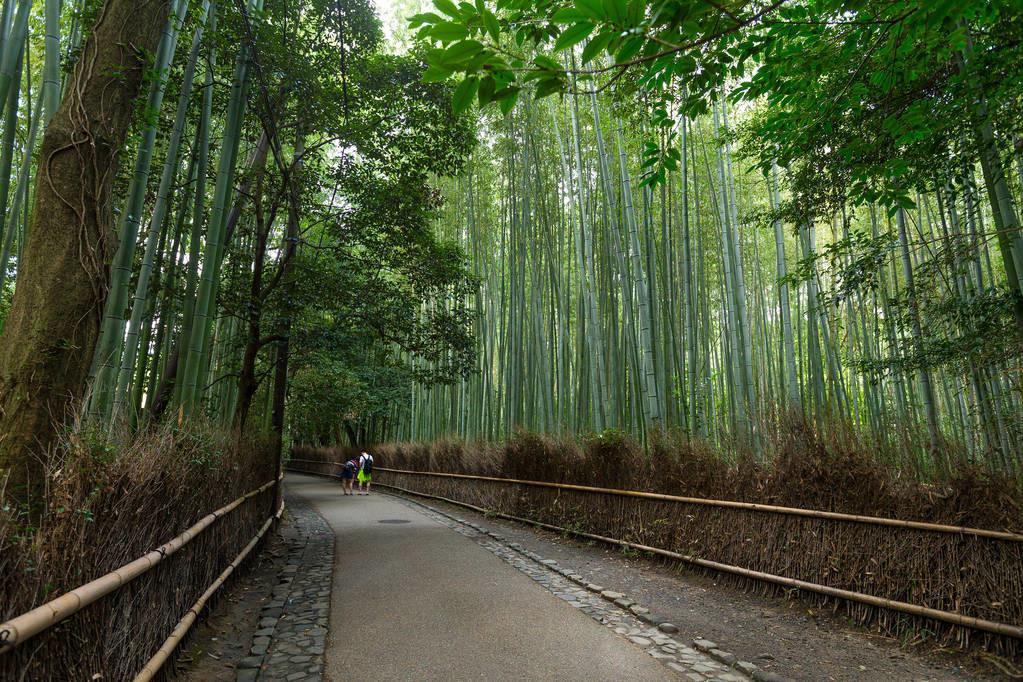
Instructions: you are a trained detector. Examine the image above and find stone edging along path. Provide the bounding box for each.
[384,490,791,682]
[235,493,334,682]
[238,483,788,681]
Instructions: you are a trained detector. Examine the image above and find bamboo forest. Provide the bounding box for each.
[400,0,1023,478]
[1,0,1022,679]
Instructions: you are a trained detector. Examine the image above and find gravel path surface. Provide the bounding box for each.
[389,492,749,681]
[180,473,996,681]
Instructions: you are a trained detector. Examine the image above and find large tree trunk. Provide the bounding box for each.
[0,0,172,507]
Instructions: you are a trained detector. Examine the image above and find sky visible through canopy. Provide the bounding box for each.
[375,0,425,51]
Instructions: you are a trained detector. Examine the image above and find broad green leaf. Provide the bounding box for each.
[442,39,485,64]
[422,65,454,82]
[495,86,520,114]
[409,12,444,27]
[465,51,492,72]
[615,35,644,63]
[491,68,514,88]
[552,8,587,24]
[535,77,563,98]
[574,0,606,21]
[453,76,479,114]
[580,31,613,63]
[672,54,697,74]
[533,54,561,71]
[434,0,462,18]
[431,21,469,41]
[482,9,501,41]
[626,0,643,25]
[477,75,497,105]
[602,0,626,23]
[554,21,594,51]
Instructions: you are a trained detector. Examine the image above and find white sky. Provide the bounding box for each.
[373,0,428,52]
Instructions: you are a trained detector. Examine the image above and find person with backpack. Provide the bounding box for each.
[340,457,357,495]
[357,451,374,495]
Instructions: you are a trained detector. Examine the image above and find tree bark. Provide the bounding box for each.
[0,0,172,507]
[234,170,275,432]
[270,134,302,512]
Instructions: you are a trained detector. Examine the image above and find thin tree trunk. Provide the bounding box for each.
[271,135,303,509]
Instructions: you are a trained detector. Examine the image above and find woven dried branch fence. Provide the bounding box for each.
[0,476,281,680]
[288,457,1022,659]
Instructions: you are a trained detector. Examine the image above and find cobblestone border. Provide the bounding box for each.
[235,493,334,682]
[386,490,789,682]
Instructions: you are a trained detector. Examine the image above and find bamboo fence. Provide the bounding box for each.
[134,498,286,681]
[288,460,1023,540]
[0,474,283,675]
[287,460,1023,655]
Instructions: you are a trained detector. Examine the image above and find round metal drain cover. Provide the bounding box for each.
[378,519,411,524]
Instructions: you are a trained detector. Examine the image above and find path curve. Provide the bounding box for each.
[285,473,675,681]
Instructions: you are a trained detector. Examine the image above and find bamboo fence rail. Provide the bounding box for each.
[287,460,1023,541]
[0,474,282,655]
[285,461,1023,643]
[378,480,1023,641]
[134,498,286,681]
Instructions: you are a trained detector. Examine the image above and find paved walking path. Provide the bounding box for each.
[285,473,676,681]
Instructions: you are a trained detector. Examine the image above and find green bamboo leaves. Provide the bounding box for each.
[553,22,594,52]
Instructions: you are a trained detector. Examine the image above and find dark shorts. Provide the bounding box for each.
[341,468,355,480]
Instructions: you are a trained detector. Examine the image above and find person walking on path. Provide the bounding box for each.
[340,457,357,495]
[357,451,374,495]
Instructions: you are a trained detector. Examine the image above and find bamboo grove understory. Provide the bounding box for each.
[403,96,1023,471]
[2,2,1022,676]
[0,0,1021,500]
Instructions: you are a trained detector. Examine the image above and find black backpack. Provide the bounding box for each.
[362,455,374,475]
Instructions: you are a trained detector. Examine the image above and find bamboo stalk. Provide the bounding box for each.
[90,0,191,421]
[112,0,213,426]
